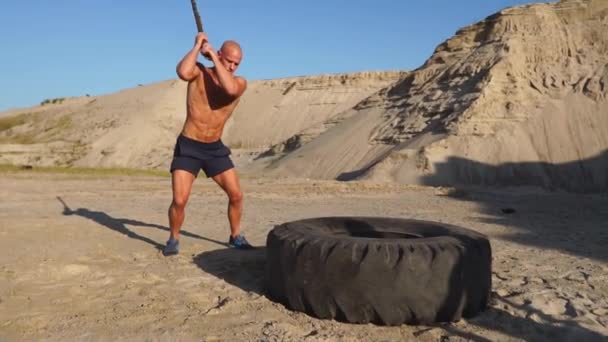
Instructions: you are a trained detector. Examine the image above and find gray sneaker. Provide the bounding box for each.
[163,238,179,256]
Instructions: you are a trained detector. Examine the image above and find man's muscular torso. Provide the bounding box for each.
[182,64,240,142]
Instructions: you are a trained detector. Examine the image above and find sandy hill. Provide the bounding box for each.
[1,0,607,191]
[0,72,405,170]
[258,0,608,191]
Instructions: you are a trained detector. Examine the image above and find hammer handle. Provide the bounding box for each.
[191,0,204,32]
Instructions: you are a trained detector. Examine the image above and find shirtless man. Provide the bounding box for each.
[164,32,251,256]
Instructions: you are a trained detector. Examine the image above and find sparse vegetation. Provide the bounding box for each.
[54,115,72,131]
[40,97,66,106]
[0,112,74,144]
[0,164,169,177]
[0,113,30,132]
[0,133,37,144]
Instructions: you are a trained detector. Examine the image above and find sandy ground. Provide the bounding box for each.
[0,171,607,341]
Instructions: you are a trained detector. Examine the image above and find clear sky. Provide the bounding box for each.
[0,0,549,111]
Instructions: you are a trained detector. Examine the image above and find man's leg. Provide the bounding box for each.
[168,169,196,241]
[211,168,243,237]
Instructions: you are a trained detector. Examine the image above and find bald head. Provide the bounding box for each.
[220,40,242,55]
[218,40,243,73]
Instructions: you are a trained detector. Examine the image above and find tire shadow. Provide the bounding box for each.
[193,247,267,295]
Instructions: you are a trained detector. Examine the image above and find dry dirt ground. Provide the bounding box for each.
[0,171,607,341]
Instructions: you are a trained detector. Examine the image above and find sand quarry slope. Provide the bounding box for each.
[263,0,608,191]
[1,0,607,192]
[0,71,405,170]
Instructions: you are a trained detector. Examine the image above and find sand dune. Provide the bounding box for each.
[263,0,608,191]
[0,72,405,172]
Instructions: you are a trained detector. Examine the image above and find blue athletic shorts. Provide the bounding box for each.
[170,134,234,178]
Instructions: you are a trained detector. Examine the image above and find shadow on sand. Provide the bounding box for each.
[193,247,266,295]
[191,233,605,341]
[417,151,608,340]
[441,296,607,342]
[57,196,227,250]
[419,151,608,262]
[422,150,608,193]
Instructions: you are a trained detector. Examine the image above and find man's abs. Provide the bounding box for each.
[181,114,226,142]
[182,68,239,142]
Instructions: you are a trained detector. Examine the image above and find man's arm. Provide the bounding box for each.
[202,44,247,98]
[212,55,247,98]
[176,33,207,81]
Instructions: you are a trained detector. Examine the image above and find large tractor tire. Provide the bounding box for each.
[265,217,491,325]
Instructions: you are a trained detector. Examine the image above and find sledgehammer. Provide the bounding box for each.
[190,0,204,32]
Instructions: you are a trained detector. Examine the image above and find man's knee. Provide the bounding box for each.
[228,190,243,204]
[171,195,189,209]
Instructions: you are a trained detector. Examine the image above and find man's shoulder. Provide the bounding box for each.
[235,76,247,96]
[235,75,247,87]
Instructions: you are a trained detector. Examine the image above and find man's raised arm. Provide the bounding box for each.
[176,33,207,81]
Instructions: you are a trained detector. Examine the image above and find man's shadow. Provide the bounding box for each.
[57,196,227,251]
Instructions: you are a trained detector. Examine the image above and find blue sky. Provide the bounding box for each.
[0,0,548,111]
